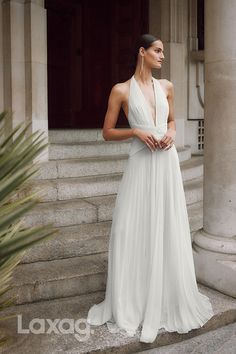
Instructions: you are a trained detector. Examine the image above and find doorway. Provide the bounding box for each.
[45,0,149,129]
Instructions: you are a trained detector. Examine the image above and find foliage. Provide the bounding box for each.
[0,111,58,345]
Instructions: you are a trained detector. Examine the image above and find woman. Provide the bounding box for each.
[87,34,214,343]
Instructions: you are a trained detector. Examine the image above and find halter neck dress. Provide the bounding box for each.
[86,75,214,343]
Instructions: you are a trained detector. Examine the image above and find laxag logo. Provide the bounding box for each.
[17,314,94,342]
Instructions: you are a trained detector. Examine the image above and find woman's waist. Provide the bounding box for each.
[130,123,168,137]
[131,122,167,129]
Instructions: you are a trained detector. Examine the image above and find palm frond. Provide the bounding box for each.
[0,111,59,347]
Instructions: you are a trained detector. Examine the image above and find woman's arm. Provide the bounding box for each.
[102,84,137,141]
[159,80,176,149]
[166,81,176,132]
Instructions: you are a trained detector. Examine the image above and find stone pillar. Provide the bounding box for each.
[193,0,236,297]
[149,0,189,148]
[24,0,48,138]
[2,0,26,130]
[1,0,48,160]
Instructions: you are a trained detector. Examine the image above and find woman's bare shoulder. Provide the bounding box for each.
[111,80,130,93]
[110,80,130,100]
[158,78,173,87]
[159,79,174,97]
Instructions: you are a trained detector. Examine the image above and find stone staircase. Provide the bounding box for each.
[9,129,203,304]
[1,129,236,354]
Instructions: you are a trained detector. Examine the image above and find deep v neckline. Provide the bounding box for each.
[133,75,157,126]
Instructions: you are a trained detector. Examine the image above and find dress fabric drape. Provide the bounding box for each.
[86,75,214,343]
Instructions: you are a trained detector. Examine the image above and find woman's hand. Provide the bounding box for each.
[134,128,162,152]
[159,129,176,150]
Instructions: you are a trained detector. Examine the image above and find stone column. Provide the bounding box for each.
[24,0,48,139]
[1,0,48,160]
[193,0,236,297]
[2,0,26,131]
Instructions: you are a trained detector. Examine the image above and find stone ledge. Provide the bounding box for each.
[0,284,235,354]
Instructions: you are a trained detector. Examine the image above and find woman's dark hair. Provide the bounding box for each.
[130,33,160,71]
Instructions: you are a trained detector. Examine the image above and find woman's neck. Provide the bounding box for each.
[133,68,153,84]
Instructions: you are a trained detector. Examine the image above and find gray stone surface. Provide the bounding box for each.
[192,0,236,298]
[22,198,97,228]
[22,172,203,203]
[138,321,236,354]
[49,128,106,143]
[5,200,203,304]
[49,140,133,160]
[21,221,111,263]
[20,201,202,265]
[0,284,235,354]
[22,175,203,228]
[33,153,202,181]
[188,201,203,233]
[49,141,191,161]
[33,155,128,180]
[4,253,108,304]
[5,146,206,307]
[22,155,203,202]
[180,155,203,182]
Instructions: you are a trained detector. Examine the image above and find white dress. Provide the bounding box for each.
[86,75,214,343]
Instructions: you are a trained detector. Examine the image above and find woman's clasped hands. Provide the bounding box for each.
[134,128,176,152]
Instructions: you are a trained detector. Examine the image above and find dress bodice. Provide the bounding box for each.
[128,75,170,157]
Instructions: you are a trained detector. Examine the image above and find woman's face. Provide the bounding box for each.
[142,40,165,69]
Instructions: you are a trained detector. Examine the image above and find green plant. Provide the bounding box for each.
[0,111,58,345]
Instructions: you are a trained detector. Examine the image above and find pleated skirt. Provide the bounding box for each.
[87,144,214,343]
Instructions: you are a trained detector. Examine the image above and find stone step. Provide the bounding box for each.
[138,322,236,354]
[9,252,108,304]
[180,155,203,181]
[0,221,221,305]
[34,154,128,180]
[49,139,191,161]
[28,172,123,202]
[33,152,203,182]
[79,176,203,215]
[22,176,203,228]
[21,221,111,264]
[27,156,203,203]
[21,201,203,264]
[22,198,97,228]
[187,200,203,232]
[49,128,105,143]
[0,284,236,353]
[49,140,132,160]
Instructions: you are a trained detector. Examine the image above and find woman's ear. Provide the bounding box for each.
[139,47,145,56]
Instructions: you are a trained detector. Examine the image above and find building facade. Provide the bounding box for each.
[0,0,235,299]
